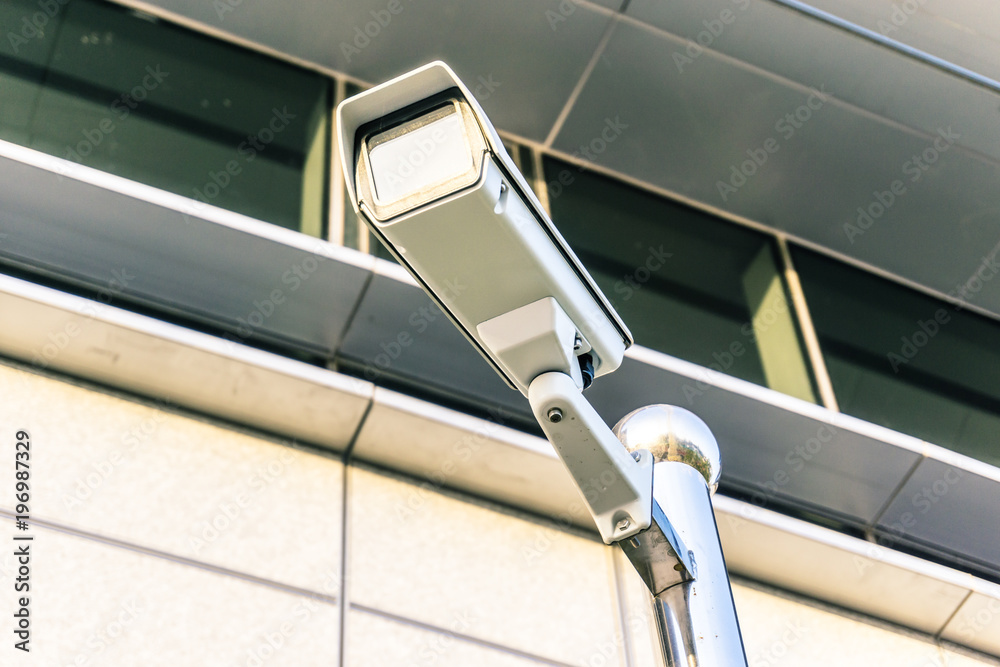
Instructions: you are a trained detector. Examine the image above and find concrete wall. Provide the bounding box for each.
[0,360,996,666]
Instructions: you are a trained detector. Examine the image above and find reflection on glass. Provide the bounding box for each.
[353,136,538,264]
[544,158,816,401]
[368,106,472,205]
[0,0,329,234]
[793,246,1000,466]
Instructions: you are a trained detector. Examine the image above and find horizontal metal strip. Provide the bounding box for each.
[0,272,373,452]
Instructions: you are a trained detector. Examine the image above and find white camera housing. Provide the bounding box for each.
[337,61,632,396]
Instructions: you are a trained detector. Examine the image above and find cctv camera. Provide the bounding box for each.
[337,62,632,396]
[338,70,747,658]
[338,62,651,545]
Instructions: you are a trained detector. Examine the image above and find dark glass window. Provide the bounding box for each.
[793,246,1000,466]
[545,157,817,402]
[0,0,330,234]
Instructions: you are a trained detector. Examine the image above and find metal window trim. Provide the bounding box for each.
[623,344,928,456]
[775,235,840,411]
[0,140,374,272]
[329,78,350,246]
[0,272,374,451]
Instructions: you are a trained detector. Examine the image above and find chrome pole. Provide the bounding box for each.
[614,405,748,667]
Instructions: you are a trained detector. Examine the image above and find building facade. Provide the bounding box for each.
[0,0,998,665]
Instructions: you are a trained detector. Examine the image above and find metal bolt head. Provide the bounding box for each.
[616,517,631,532]
[547,407,563,423]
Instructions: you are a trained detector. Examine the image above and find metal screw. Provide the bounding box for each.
[616,517,631,532]
[631,451,641,462]
[547,408,563,423]
[573,334,582,351]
